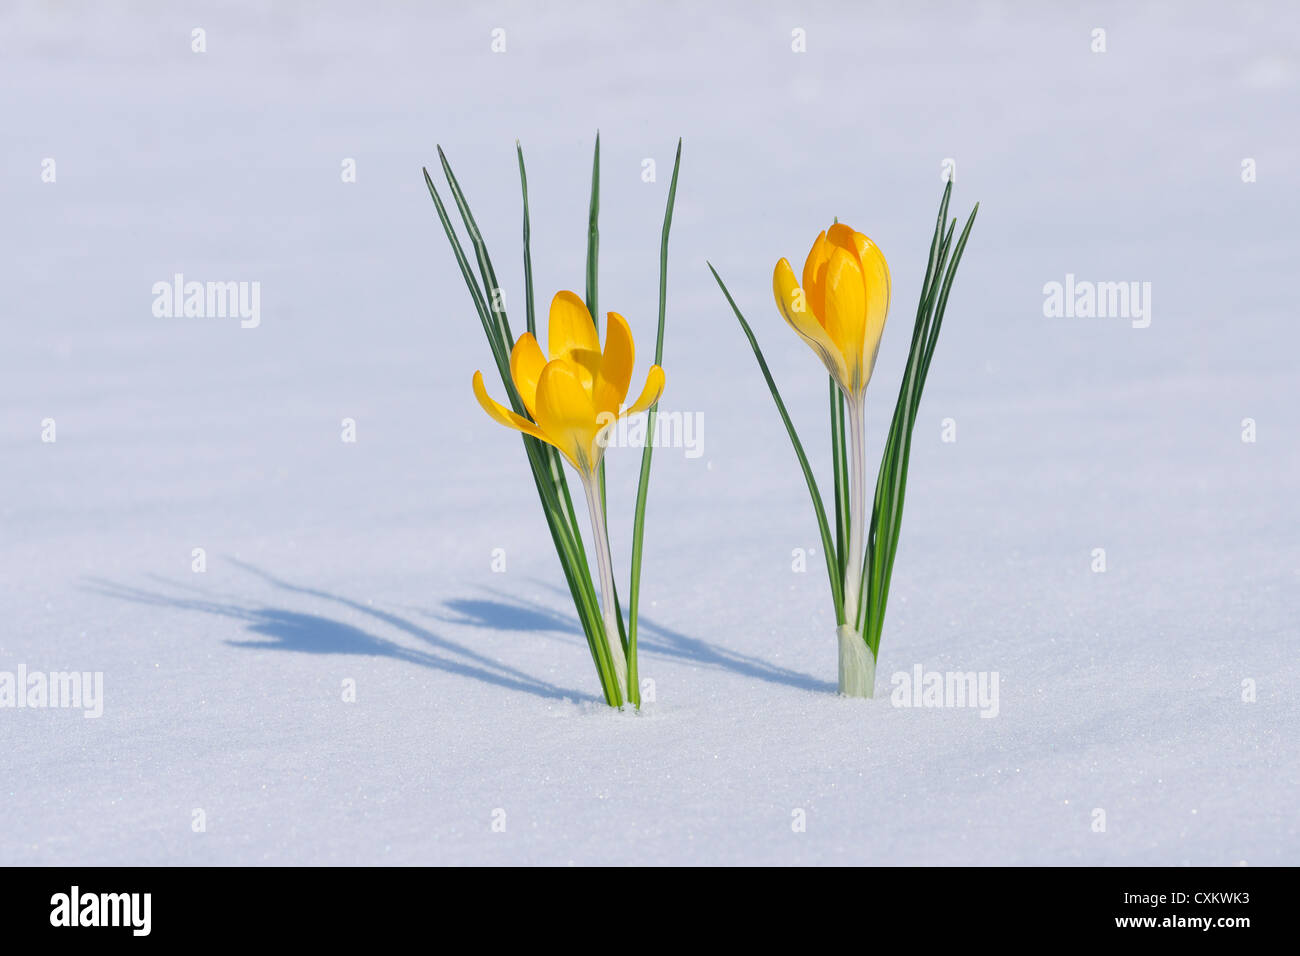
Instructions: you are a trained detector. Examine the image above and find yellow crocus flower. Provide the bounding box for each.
[473,291,665,477]
[773,223,891,399]
[472,290,665,693]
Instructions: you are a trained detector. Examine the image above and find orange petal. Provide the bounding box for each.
[801,231,830,323]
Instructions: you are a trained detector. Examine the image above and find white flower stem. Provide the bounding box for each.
[843,395,867,629]
[839,394,875,698]
[581,471,628,698]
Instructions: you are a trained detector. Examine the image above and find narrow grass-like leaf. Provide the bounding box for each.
[437,146,515,352]
[876,206,978,606]
[920,205,979,387]
[423,168,509,380]
[711,263,845,620]
[514,143,589,568]
[516,141,536,338]
[582,139,609,520]
[861,219,953,644]
[436,148,597,580]
[585,132,601,331]
[859,197,953,639]
[578,133,629,656]
[860,187,977,654]
[627,138,681,708]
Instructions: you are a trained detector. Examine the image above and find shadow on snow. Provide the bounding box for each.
[86,560,833,700]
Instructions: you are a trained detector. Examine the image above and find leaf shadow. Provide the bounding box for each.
[427,583,834,694]
[84,562,589,702]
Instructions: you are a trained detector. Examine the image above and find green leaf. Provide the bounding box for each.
[436,146,515,354]
[710,262,845,621]
[860,186,978,654]
[515,142,589,584]
[436,147,598,571]
[422,167,509,382]
[579,133,629,658]
[627,138,681,708]
[516,141,536,338]
[585,132,600,330]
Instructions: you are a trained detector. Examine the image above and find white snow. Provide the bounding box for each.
[2,0,1297,865]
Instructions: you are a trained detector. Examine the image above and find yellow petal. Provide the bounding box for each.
[533,359,601,473]
[774,257,849,388]
[548,291,600,363]
[594,311,635,418]
[827,225,890,363]
[801,231,830,322]
[472,370,557,450]
[853,233,891,377]
[823,247,867,391]
[509,333,547,418]
[624,364,665,415]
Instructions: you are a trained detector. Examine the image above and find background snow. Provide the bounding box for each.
[1,0,1296,864]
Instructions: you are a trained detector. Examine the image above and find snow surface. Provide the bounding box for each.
[2,1,1297,865]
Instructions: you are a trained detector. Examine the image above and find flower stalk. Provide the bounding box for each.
[581,469,628,692]
[838,392,874,696]
[842,393,867,630]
